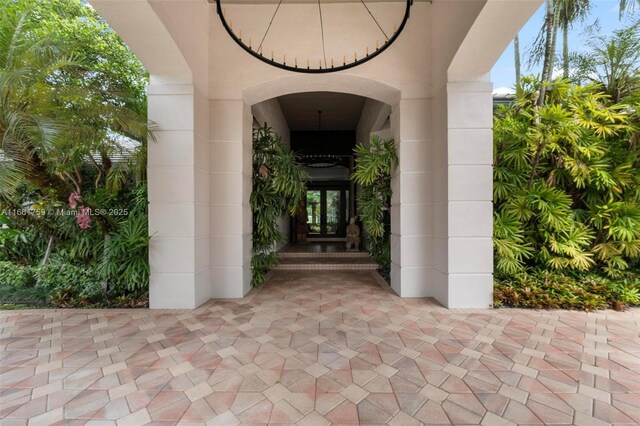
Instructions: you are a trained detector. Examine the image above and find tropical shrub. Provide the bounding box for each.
[0,260,103,306]
[352,135,398,275]
[97,185,150,292]
[251,124,307,285]
[494,78,640,275]
[0,261,34,288]
[0,259,150,308]
[0,0,152,304]
[494,78,640,310]
[0,262,47,306]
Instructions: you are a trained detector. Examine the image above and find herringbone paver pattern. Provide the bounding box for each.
[1,270,639,425]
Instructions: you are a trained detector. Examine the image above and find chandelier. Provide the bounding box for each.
[214,0,412,74]
[299,154,343,168]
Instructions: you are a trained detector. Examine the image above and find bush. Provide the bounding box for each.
[99,213,150,293]
[0,261,34,287]
[0,261,46,305]
[34,262,106,307]
[0,261,110,307]
[494,270,640,311]
[493,79,640,276]
[34,262,100,291]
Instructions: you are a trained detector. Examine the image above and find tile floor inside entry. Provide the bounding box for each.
[1,270,640,425]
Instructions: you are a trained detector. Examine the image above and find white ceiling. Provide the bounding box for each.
[278,92,367,131]
[217,0,425,4]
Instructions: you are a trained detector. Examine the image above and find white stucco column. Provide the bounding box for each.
[391,99,434,297]
[445,81,494,308]
[434,0,541,308]
[209,100,253,298]
[147,83,211,309]
[88,0,212,309]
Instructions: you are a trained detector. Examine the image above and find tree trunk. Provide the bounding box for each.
[549,14,559,78]
[101,233,110,292]
[515,33,522,91]
[41,236,54,266]
[562,24,569,79]
[538,0,556,106]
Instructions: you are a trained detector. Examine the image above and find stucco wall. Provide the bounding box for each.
[252,99,291,149]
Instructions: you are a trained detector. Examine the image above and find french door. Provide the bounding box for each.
[305,187,349,238]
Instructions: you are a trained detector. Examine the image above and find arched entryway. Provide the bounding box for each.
[88,0,542,310]
[239,75,410,296]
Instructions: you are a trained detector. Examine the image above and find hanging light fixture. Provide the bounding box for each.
[299,154,342,168]
[213,0,413,74]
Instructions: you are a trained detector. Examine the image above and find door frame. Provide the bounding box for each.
[304,182,351,238]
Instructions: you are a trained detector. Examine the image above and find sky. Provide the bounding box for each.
[491,0,639,90]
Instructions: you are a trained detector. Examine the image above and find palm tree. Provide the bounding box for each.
[555,0,591,78]
[532,0,591,105]
[619,0,640,18]
[537,0,557,105]
[0,4,152,265]
[532,0,636,96]
[572,23,640,102]
[0,5,151,202]
[515,33,522,91]
[0,10,75,200]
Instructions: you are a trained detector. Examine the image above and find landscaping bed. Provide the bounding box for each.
[494,269,640,311]
[0,261,148,309]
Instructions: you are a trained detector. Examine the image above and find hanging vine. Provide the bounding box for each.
[352,135,398,275]
[250,124,308,285]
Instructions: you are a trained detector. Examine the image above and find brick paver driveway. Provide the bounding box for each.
[1,271,639,425]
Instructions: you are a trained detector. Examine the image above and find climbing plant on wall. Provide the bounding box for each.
[250,125,307,285]
[352,135,398,276]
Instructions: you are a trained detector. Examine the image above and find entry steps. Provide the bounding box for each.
[276,243,379,271]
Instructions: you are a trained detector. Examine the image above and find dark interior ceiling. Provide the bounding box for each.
[278,92,366,131]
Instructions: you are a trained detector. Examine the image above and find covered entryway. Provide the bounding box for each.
[253,91,386,245]
[89,0,543,309]
[252,90,390,272]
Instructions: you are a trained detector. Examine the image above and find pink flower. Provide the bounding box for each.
[76,207,92,229]
[69,192,82,209]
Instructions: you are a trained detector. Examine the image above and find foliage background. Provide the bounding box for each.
[493,22,640,310]
[0,0,151,307]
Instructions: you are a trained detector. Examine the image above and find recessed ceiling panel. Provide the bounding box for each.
[278,92,366,131]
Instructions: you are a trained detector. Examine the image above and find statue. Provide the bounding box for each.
[295,202,308,243]
[345,217,361,251]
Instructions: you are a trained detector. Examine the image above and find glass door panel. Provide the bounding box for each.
[345,190,350,221]
[305,188,347,237]
[326,190,340,235]
[306,190,321,234]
